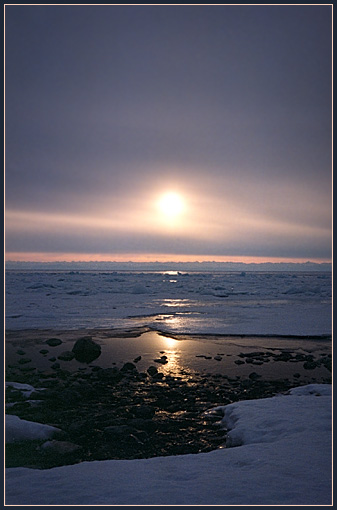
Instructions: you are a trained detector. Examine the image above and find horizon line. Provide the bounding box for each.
[5,253,332,265]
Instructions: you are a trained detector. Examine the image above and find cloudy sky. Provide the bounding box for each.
[5,5,332,262]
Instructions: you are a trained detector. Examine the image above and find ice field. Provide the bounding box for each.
[5,270,332,336]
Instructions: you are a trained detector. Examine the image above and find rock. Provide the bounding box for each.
[45,338,62,347]
[18,358,32,365]
[321,357,332,372]
[131,405,155,419]
[214,356,222,361]
[120,362,137,373]
[128,418,157,433]
[58,388,81,402]
[97,367,122,382]
[51,363,60,370]
[248,372,262,380]
[40,440,82,455]
[234,360,245,365]
[16,349,26,355]
[154,357,168,364]
[275,352,293,362]
[39,349,49,355]
[58,351,75,361]
[303,360,317,370]
[147,366,158,376]
[49,357,57,362]
[293,373,301,378]
[104,425,131,438]
[133,356,142,363]
[72,337,101,363]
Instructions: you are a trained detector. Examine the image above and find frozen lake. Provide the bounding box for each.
[5,270,332,336]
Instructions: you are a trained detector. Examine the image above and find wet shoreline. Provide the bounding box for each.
[5,327,331,469]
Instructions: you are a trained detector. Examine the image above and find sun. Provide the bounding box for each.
[158,192,184,219]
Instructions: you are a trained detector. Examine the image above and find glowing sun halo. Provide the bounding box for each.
[158,192,184,218]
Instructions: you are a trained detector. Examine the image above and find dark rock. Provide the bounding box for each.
[16,349,26,355]
[72,337,101,363]
[244,352,265,358]
[128,418,157,433]
[303,360,318,370]
[154,357,168,364]
[97,367,122,382]
[58,351,75,361]
[58,388,81,402]
[293,373,301,378]
[49,357,57,362]
[234,360,245,365]
[131,405,155,419]
[248,372,262,380]
[275,352,293,362]
[133,356,142,363]
[147,366,158,376]
[46,338,63,347]
[133,430,149,443]
[18,358,31,365]
[120,362,137,373]
[39,349,49,355]
[321,358,332,372]
[51,363,61,370]
[104,425,131,438]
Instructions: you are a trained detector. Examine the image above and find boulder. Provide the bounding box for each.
[120,362,137,373]
[72,337,101,363]
[147,366,158,376]
[45,338,62,347]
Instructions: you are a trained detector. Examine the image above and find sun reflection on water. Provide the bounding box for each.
[159,298,192,308]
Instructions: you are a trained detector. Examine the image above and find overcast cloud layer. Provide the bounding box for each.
[5,5,332,261]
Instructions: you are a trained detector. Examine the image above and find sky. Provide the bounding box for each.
[5,5,332,263]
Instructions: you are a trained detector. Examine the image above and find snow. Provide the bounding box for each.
[5,384,332,505]
[6,415,61,443]
[5,270,332,335]
[5,382,38,398]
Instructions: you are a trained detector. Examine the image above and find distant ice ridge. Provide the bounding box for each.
[5,384,332,505]
[5,270,332,335]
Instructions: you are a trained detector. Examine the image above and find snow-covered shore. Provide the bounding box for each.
[5,384,332,505]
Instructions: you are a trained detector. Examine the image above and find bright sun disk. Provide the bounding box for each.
[158,192,184,218]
